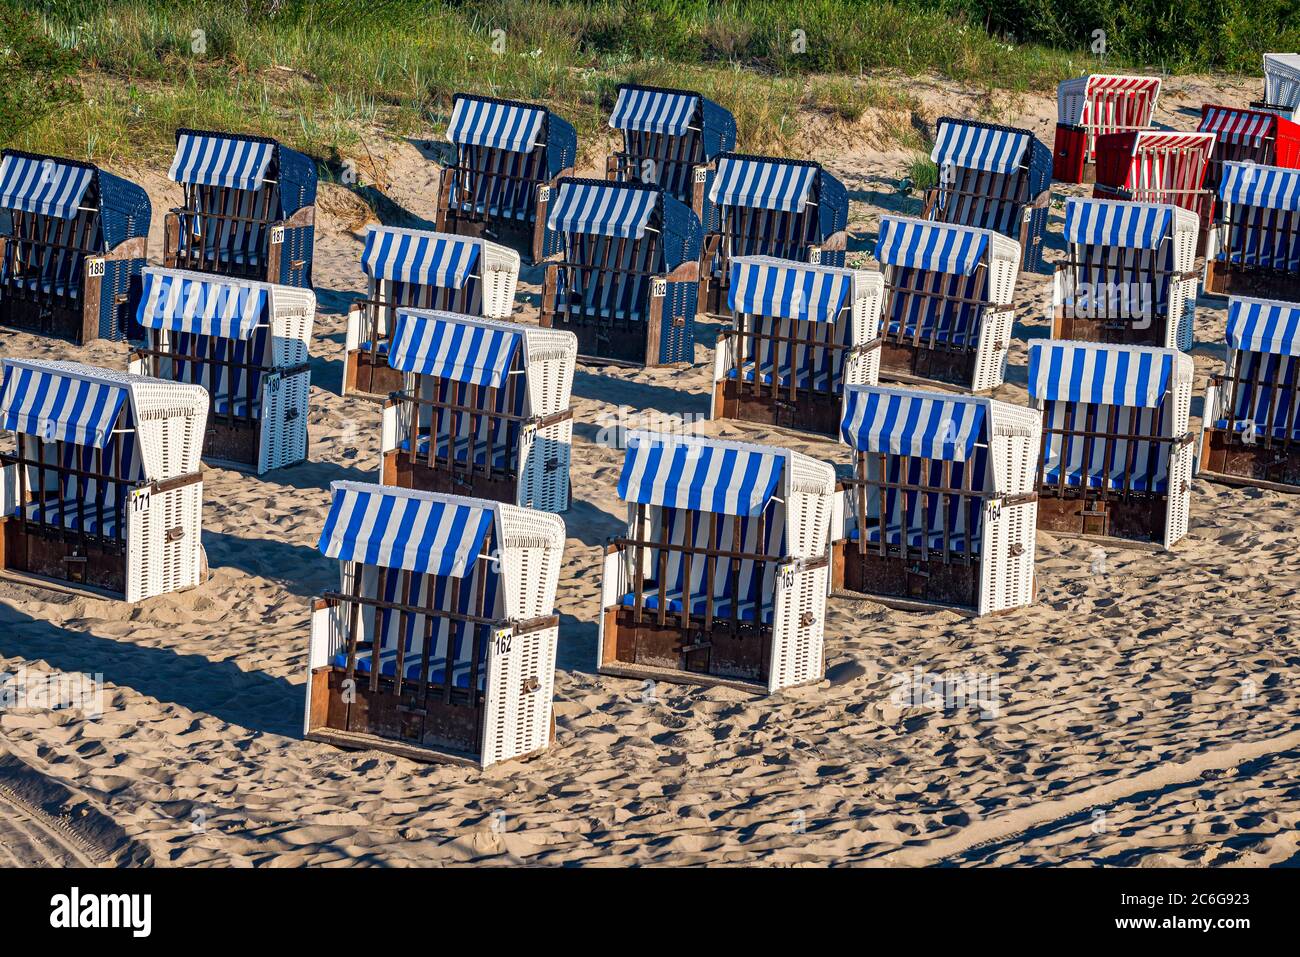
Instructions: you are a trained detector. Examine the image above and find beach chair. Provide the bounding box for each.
[597,431,835,693]
[305,482,564,767]
[711,255,883,436]
[0,150,149,344]
[1254,54,1300,120]
[0,359,207,600]
[436,94,576,258]
[1199,296,1300,492]
[873,215,1021,392]
[1028,340,1194,549]
[1204,161,1300,300]
[1198,105,1300,196]
[129,267,315,474]
[536,177,701,366]
[700,153,849,315]
[832,385,1041,615]
[923,117,1053,273]
[342,225,520,400]
[1052,197,1198,350]
[379,309,576,512]
[606,83,735,212]
[1092,131,1216,242]
[1053,74,1162,183]
[164,129,316,288]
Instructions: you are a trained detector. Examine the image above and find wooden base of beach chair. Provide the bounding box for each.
[382,450,518,507]
[0,296,96,346]
[1199,428,1300,492]
[831,539,981,612]
[1203,260,1300,301]
[0,517,126,596]
[343,350,404,402]
[545,316,664,367]
[598,606,771,691]
[1052,310,1165,348]
[203,419,261,470]
[306,666,490,766]
[1036,494,1166,545]
[879,342,980,393]
[711,380,842,437]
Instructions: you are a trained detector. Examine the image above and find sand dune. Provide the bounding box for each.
[2,73,1299,867]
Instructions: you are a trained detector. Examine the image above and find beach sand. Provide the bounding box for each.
[2,73,1299,866]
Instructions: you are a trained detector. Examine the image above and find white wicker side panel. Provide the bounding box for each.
[304,598,345,735]
[785,488,832,560]
[125,483,202,602]
[711,333,732,392]
[258,371,310,473]
[978,500,1038,615]
[972,307,1013,392]
[379,399,401,480]
[1164,444,1193,548]
[768,561,828,692]
[524,337,577,419]
[480,241,522,320]
[480,623,557,767]
[1167,277,1198,351]
[1173,213,1199,275]
[270,291,316,369]
[845,288,882,388]
[517,418,571,513]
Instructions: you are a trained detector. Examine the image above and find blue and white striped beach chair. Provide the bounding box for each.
[1205,160,1300,301]
[305,481,565,767]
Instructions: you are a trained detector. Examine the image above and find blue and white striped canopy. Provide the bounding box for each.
[361,226,480,288]
[608,87,698,136]
[617,433,785,517]
[931,120,1030,175]
[1219,161,1300,211]
[168,132,274,191]
[875,216,989,276]
[840,386,987,462]
[0,360,130,448]
[1226,296,1300,357]
[728,256,854,323]
[447,96,546,154]
[1028,341,1175,408]
[387,310,522,388]
[318,481,496,579]
[1063,198,1173,250]
[547,181,658,238]
[708,156,817,213]
[135,269,267,340]
[0,154,94,219]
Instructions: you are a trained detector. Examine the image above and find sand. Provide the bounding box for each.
[2,73,1299,867]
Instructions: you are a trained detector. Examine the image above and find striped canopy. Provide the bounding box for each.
[318,482,495,579]
[1264,54,1300,108]
[840,386,987,463]
[1226,296,1300,357]
[617,433,785,517]
[547,180,658,238]
[1063,197,1173,250]
[608,87,698,136]
[168,132,274,191]
[387,310,522,388]
[0,360,130,448]
[447,96,546,154]
[931,119,1030,175]
[1199,106,1277,147]
[1058,74,1162,125]
[1220,161,1300,211]
[0,154,94,219]
[728,256,854,323]
[135,270,267,340]
[708,156,817,213]
[1028,341,1175,408]
[875,216,989,276]
[361,226,480,288]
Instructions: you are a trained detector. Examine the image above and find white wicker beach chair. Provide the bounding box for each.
[597,431,835,693]
[1028,340,1194,549]
[1052,197,1198,351]
[379,308,576,513]
[1257,54,1300,119]
[873,215,1020,392]
[1199,296,1300,492]
[1204,161,1300,301]
[305,482,565,768]
[130,266,314,474]
[0,358,207,601]
[343,225,521,400]
[832,384,1041,615]
[711,255,882,436]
